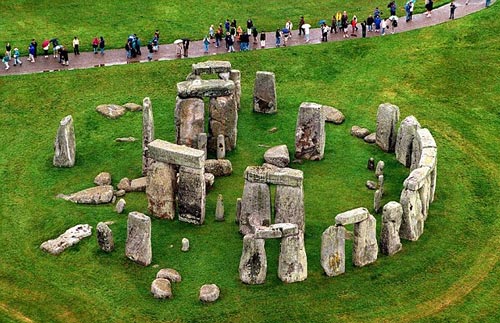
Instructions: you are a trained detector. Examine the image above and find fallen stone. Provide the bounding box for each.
[40,224,92,255]
[239,234,267,284]
[130,177,147,192]
[156,268,182,282]
[199,284,220,303]
[215,194,225,221]
[123,102,142,112]
[53,115,76,167]
[57,185,114,204]
[94,172,111,186]
[125,212,152,266]
[322,105,345,124]
[205,159,232,177]
[335,207,369,226]
[96,222,114,253]
[264,145,290,168]
[115,137,137,142]
[376,103,400,152]
[115,198,126,214]
[151,278,172,299]
[295,102,326,160]
[321,225,346,276]
[115,189,126,197]
[117,178,131,191]
[351,125,370,139]
[96,104,126,119]
[366,180,377,190]
[181,238,190,252]
[363,133,376,143]
[253,71,277,114]
[381,201,403,256]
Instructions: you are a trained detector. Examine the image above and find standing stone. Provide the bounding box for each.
[374,189,383,214]
[175,96,205,148]
[239,234,267,284]
[115,198,126,214]
[376,103,400,152]
[239,181,271,235]
[235,198,242,224]
[181,238,190,252]
[253,71,277,114]
[278,232,307,283]
[367,157,375,171]
[274,185,305,232]
[40,224,92,255]
[197,132,207,158]
[178,166,206,225]
[125,212,152,266]
[96,222,115,253]
[216,134,226,159]
[208,94,238,152]
[353,214,378,267]
[321,225,346,277]
[411,128,437,171]
[151,278,172,299]
[230,69,241,110]
[399,188,424,241]
[199,284,220,303]
[215,194,225,221]
[142,97,155,176]
[146,161,177,220]
[395,116,421,167]
[378,175,385,195]
[381,202,403,256]
[375,160,385,177]
[53,115,76,167]
[94,172,111,186]
[264,145,290,168]
[294,102,326,161]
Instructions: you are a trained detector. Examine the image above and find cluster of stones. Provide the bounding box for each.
[239,223,307,284]
[151,268,182,299]
[95,102,142,119]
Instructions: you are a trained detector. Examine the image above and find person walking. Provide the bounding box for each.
[381,18,387,36]
[60,46,69,65]
[99,36,105,55]
[2,51,10,70]
[203,35,210,53]
[147,42,153,61]
[42,39,50,58]
[341,11,349,38]
[28,43,36,62]
[275,29,282,47]
[215,24,223,48]
[251,26,258,44]
[31,39,38,58]
[182,38,190,56]
[13,47,22,66]
[5,43,12,59]
[285,19,293,36]
[450,1,457,19]
[367,15,374,32]
[72,36,80,55]
[225,33,234,52]
[260,31,266,48]
[298,16,305,36]
[486,0,491,7]
[425,0,434,18]
[92,37,99,54]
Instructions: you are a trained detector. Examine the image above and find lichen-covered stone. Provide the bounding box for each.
[366,180,377,190]
[125,212,152,266]
[96,104,126,119]
[381,202,403,256]
[57,185,114,204]
[376,103,400,152]
[375,160,385,178]
[177,79,235,98]
[175,97,205,149]
[156,268,182,282]
[94,172,111,186]
[295,102,325,160]
[374,189,383,214]
[148,139,205,169]
[151,278,172,299]
[411,128,437,171]
[53,115,76,167]
[181,238,189,252]
[199,284,220,303]
[239,181,271,234]
[40,224,92,255]
[216,134,226,159]
[244,164,303,187]
[129,177,147,192]
[264,145,290,168]
[321,225,346,276]
[215,194,224,221]
[275,185,305,232]
[278,232,307,283]
[395,116,421,167]
[335,207,369,226]
[192,61,232,75]
[178,166,206,225]
[351,125,371,139]
[399,188,424,241]
[353,214,378,267]
[253,71,277,114]
[96,222,114,253]
[115,198,126,214]
[147,162,177,220]
[239,234,267,284]
[208,95,238,152]
[229,69,241,110]
[142,97,155,176]
[205,159,232,177]
[363,133,376,143]
[123,102,142,112]
[323,105,345,124]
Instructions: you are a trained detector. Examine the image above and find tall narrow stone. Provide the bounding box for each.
[376,103,400,152]
[53,115,76,167]
[275,185,305,232]
[239,234,267,284]
[399,188,424,241]
[175,96,205,148]
[374,189,383,214]
[321,225,346,277]
[146,161,177,220]
[197,132,207,158]
[411,128,437,171]
[395,116,421,167]
[378,175,385,195]
[208,94,238,153]
[215,194,224,221]
[278,232,307,283]
[142,97,155,176]
[253,71,277,114]
[375,160,385,177]
[97,222,115,253]
[229,69,241,110]
[353,214,378,267]
[367,157,375,171]
[239,181,271,235]
[178,166,206,225]
[125,212,152,266]
[294,102,326,161]
[380,202,403,256]
[235,198,242,224]
[216,134,226,159]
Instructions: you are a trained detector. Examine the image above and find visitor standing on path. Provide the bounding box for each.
[485,0,491,7]
[99,37,105,55]
[42,39,50,57]
[215,25,223,47]
[450,1,457,19]
[28,43,35,62]
[275,29,281,47]
[72,36,80,55]
[147,42,153,61]
[203,35,210,53]
[5,43,12,59]
[260,31,266,48]
[92,37,99,54]
[425,0,434,17]
[298,16,305,35]
[2,51,10,70]
[13,48,22,66]
[286,19,293,36]
[31,39,38,59]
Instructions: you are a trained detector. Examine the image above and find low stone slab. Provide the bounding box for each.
[96,104,126,119]
[403,167,430,191]
[57,185,114,204]
[94,172,111,186]
[204,173,215,189]
[156,268,182,282]
[123,102,142,111]
[192,61,232,75]
[351,125,371,139]
[151,278,172,299]
[323,105,345,124]
[148,139,205,169]
[181,238,189,252]
[366,180,377,190]
[264,145,290,168]
[177,79,235,98]
[40,224,92,255]
[205,159,232,177]
[244,165,303,187]
[115,137,137,142]
[199,284,220,303]
[363,133,376,144]
[335,207,369,225]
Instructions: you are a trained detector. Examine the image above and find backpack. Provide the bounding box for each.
[392,19,398,27]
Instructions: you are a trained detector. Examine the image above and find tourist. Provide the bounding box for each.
[31,39,38,58]
[361,21,367,38]
[28,43,35,62]
[135,35,141,56]
[224,19,230,33]
[182,38,190,57]
[282,27,290,46]
[236,26,243,41]
[152,30,160,52]
[374,15,382,32]
[425,0,434,18]
[285,19,293,36]
[275,29,281,47]
[42,39,49,58]
[99,36,105,55]
[215,24,223,47]
[298,16,305,35]
[341,11,349,38]
[92,36,99,54]
[367,15,374,32]
[147,42,154,61]
[388,1,397,16]
[12,47,22,66]
[225,33,234,52]
[351,15,358,34]
[251,26,258,44]
[209,25,215,43]
[321,23,329,42]
[260,31,266,48]
[390,16,398,34]
[240,32,250,51]
[486,0,491,7]
[72,36,80,55]
[450,1,457,19]
[381,18,387,36]
[60,46,69,65]
[203,35,210,53]
[125,41,131,58]
[331,15,337,34]
[246,18,253,35]
[336,11,342,33]
[374,7,382,18]
[5,43,11,59]
[303,23,311,42]
[2,51,10,70]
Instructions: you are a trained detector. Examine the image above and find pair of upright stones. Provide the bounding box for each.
[176,61,240,154]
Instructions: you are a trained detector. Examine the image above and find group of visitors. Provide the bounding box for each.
[125,30,159,61]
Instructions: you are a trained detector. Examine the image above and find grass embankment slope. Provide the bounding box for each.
[0,4,499,323]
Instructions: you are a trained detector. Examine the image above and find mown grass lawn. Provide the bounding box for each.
[0,3,499,323]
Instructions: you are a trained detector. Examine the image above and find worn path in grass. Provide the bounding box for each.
[0,0,493,77]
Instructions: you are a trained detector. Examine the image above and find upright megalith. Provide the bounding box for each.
[53,115,76,167]
[208,94,238,152]
[374,189,383,214]
[295,102,326,161]
[275,185,305,232]
[380,202,403,256]
[142,97,155,176]
[239,234,267,284]
[395,116,421,167]
[229,69,241,110]
[146,161,177,220]
[353,213,378,267]
[376,103,400,152]
[375,160,385,178]
[400,167,429,241]
[253,71,277,114]
[278,231,308,283]
[97,222,115,253]
[215,194,224,221]
[175,96,205,148]
[197,132,207,158]
[178,166,206,225]
[126,212,152,266]
[239,181,272,234]
[321,225,346,276]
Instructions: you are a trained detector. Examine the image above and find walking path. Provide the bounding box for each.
[0,0,492,77]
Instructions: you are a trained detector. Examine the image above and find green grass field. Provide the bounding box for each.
[0,2,499,323]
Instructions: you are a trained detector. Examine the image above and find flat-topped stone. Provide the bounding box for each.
[335,207,369,225]
[404,167,431,191]
[96,104,126,119]
[148,139,205,169]
[192,61,232,75]
[244,165,303,187]
[177,79,235,98]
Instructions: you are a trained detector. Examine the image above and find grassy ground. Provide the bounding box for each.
[0,3,499,323]
[1,0,448,54]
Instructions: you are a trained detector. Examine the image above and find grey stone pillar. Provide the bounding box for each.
[97,222,114,253]
[235,198,242,224]
[274,184,305,232]
[215,194,224,221]
[239,234,267,284]
[400,167,429,241]
[321,225,346,276]
[376,103,400,152]
[125,212,152,266]
[178,166,206,225]
[230,69,241,110]
[294,102,326,161]
[239,180,271,235]
[142,97,155,176]
[353,214,378,267]
[216,134,225,159]
[395,116,421,167]
[146,161,177,220]
[278,232,307,283]
[253,71,277,114]
[208,94,238,152]
[381,202,403,256]
[175,96,205,148]
[53,115,76,167]
[197,132,207,158]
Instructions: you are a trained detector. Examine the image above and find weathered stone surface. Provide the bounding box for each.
[40,224,92,255]
[418,147,437,170]
[148,139,205,169]
[94,172,111,186]
[351,125,371,139]
[215,194,225,221]
[96,104,126,119]
[117,178,131,191]
[123,102,142,111]
[376,103,400,152]
[125,212,152,266]
[115,198,126,214]
[205,159,232,177]
[353,214,378,267]
[321,225,346,276]
[335,207,369,225]
[295,102,325,160]
[156,268,182,282]
[239,234,267,284]
[192,61,232,75]
[278,232,307,283]
[400,188,424,241]
[147,162,177,220]
[142,97,155,176]
[216,134,226,159]
[411,128,437,171]
[208,95,238,152]
[229,69,241,110]
[367,157,375,171]
[130,177,147,192]
[218,72,230,81]
[235,198,242,224]
[395,116,421,167]
[197,133,207,158]
[254,223,299,239]
[374,189,383,214]
[253,71,277,114]
[363,133,376,143]
[239,181,271,235]
[404,167,430,191]
[96,222,114,252]
[323,105,345,124]
[378,175,385,195]
[244,165,303,187]
[177,79,235,98]
[366,180,377,190]
[115,137,137,142]
[175,97,205,148]
[151,278,172,299]
[381,202,403,256]
[115,189,126,197]
[53,115,76,168]
[181,238,189,252]
[264,145,290,168]
[199,284,220,303]
[204,173,215,189]
[275,185,305,232]
[375,160,385,178]
[178,166,206,225]
[57,185,114,204]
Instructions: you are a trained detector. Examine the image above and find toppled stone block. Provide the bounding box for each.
[199,284,220,303]
[96,104,126,119]
[151,278,172,299]
[57,185,114,204]
[323,105,345,124]
[244,165,303,187]
[115,198,126,214]
[295,102,325,160]
[53,115,76,167]
[156,268,182,282]
[123,102,142,111]
[364,133,376,143]
[376,103,400,152]
[205,159,232,177]
[351,125,371,139]
[177,79,235,98]
[94,172,111,186]
[40,224,92,255]
[264,145,290,168]
[130,177,147,192]
[253,71,277,114]
[335,207,369,225]
[204,173,215,189]
[148,139,205,169]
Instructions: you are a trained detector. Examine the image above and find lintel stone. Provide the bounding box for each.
[148,139,205,169]
[403,167,430,191]
[192,61,232,75]
[335,207,369,225]
[418,147,437,170]
[177,79,235,98]
[244,165,303,187]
